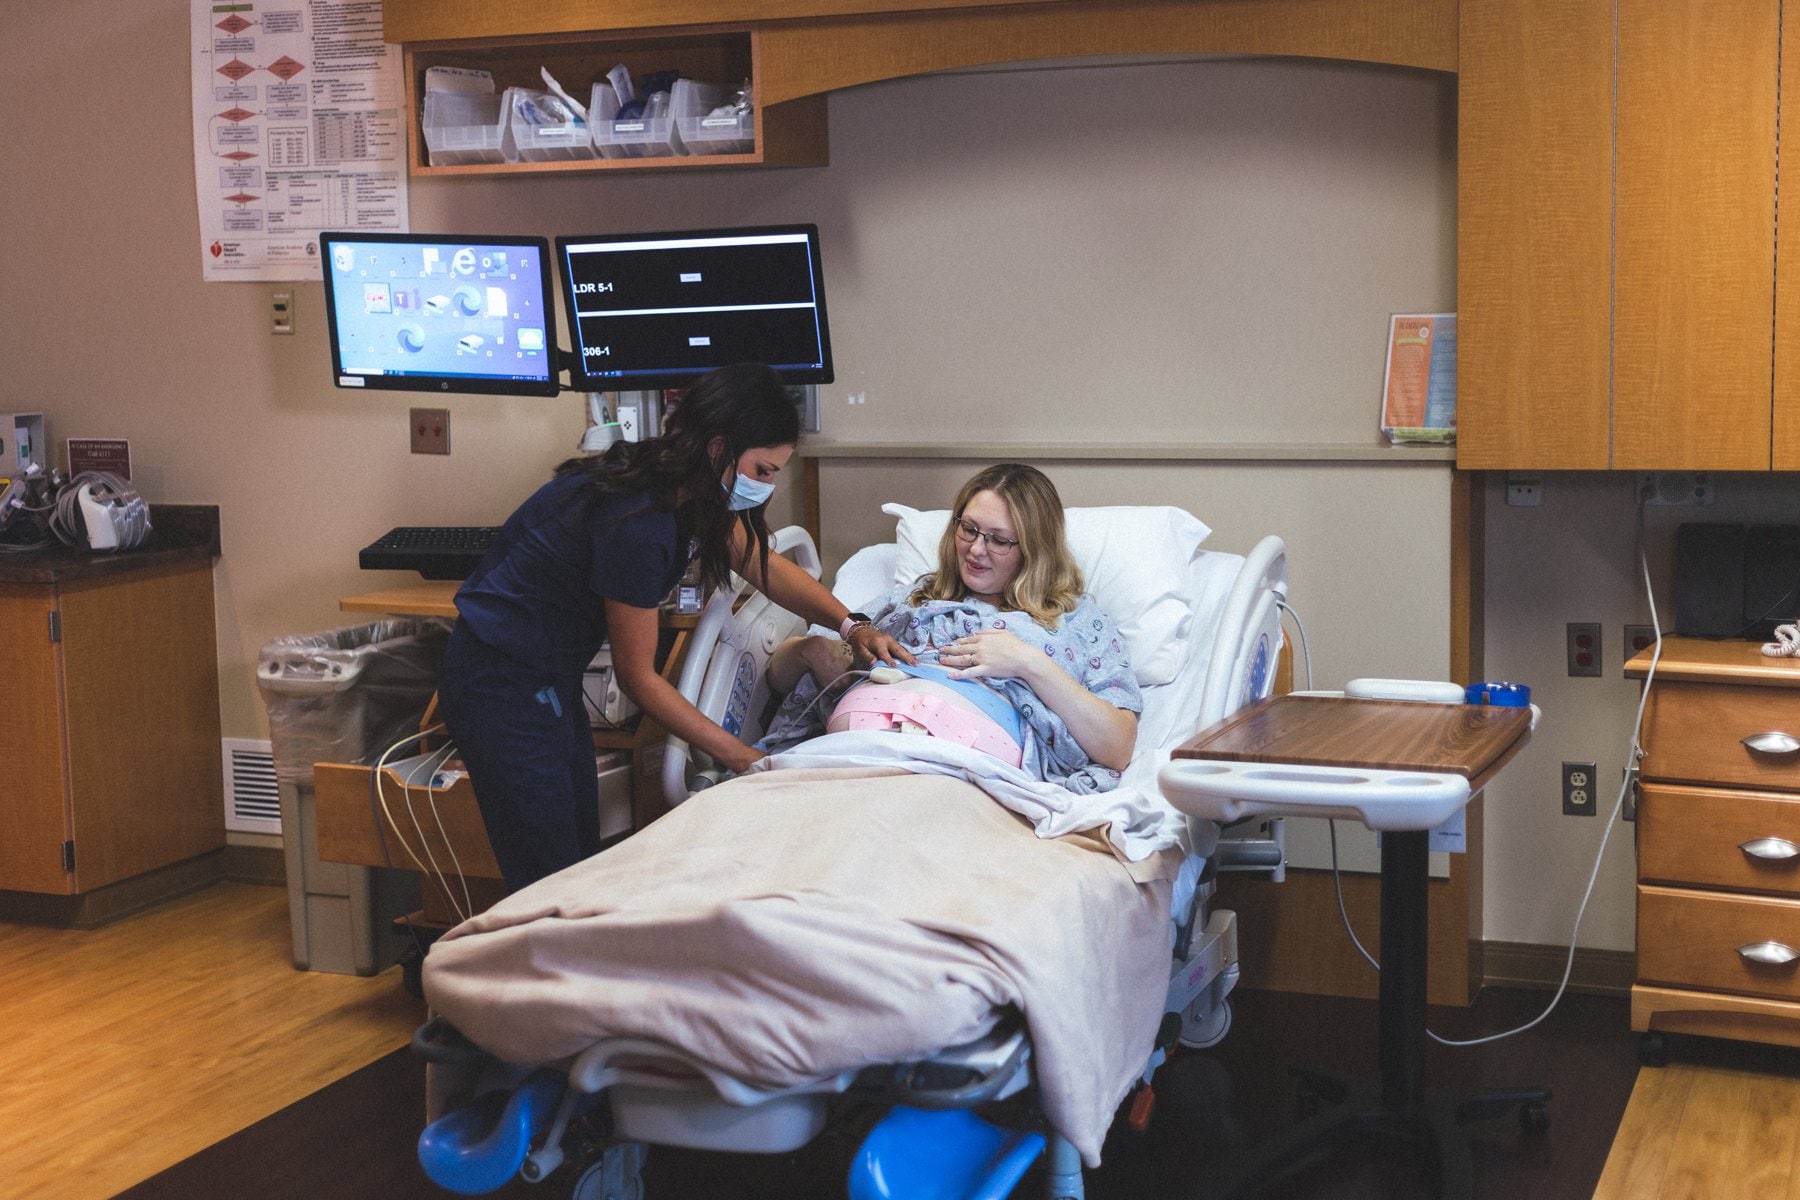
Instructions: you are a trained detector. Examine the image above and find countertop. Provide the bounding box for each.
[0,505,220,584]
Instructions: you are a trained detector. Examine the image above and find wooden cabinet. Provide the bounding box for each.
[1628,639,1800,1056]
[401,27,828,178]
[1459,1,1786,471]
[0,561,225,895]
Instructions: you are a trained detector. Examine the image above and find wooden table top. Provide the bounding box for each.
[338,579,703,628]
[1174,693,1533,792]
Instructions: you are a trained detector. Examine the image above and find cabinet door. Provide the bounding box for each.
[1613,1,1777,470]
[1776,12,1800,468]
[1457,0,1613,470]
[0,585,74,893]
[59,564,224,891]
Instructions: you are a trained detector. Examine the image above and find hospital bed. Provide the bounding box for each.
[413,506,1289,1200]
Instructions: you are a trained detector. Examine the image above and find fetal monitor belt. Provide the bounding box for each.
[887,660,1024,742]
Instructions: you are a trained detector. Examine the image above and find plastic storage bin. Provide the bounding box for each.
[590,81,680,159]
[676,112,755,156]
[423,89,515,166]
[507,88,598,163]
[257,618,452,975]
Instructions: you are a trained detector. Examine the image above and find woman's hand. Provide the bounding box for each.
[722,744,767,774]
[939,629,1040,682]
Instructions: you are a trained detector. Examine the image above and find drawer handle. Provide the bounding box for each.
[1738,941,1800,967]
[1740,837,1800,861]
[1742,731,1800,755]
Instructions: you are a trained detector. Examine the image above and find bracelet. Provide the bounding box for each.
[839,612,873,639]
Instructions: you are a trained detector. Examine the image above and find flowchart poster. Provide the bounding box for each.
[190,0,409,282]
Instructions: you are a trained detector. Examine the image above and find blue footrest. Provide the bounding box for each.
[849,1106,1047,1200]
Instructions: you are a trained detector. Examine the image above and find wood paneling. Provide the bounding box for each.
[756,0,1455,105]
[1456,0,1612,469]
[58,564,224,890]
[0,584,73,893]
[1613,1,1778,470]
[1777,11,1800,468]
[383,0,1060,44]
[0,883,419,1200]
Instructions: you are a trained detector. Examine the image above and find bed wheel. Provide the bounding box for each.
[571,1142,645,1200]
[1637,1031,1670,1068]
[1178,998,1232,1050]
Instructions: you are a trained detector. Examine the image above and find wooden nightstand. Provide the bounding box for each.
[1627,636,1800,1063]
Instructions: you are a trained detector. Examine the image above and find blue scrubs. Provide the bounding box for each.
[436,474,690,891]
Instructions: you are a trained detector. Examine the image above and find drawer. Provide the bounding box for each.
[1641,681,1800,790]
[1638,884,1800,1001]
[1640,782,1800,896]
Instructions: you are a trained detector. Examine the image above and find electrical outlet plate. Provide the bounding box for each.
[1567,622,1602,677]
[1623,624,1656,666]
[1563,761,1596,816]
[270,289,294,335]
[1506,473,1544,507]
[1637,471,1714,506]
[410,407,450,455]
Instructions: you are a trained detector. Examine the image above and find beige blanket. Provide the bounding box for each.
[423,766,1183,1166]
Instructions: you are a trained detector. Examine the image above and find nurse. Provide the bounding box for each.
[435,362,906,891]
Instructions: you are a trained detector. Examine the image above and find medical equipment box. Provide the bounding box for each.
[1,412,45,473]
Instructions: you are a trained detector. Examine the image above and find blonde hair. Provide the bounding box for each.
[909,463,1084,628]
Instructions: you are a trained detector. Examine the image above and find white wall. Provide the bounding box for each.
[9,6,1589,938]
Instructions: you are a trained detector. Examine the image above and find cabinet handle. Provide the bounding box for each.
[1741,731,1800,755]
[1740,837,1800,861]
[1737,941,1800,967]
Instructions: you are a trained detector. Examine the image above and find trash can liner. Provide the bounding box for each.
[258,618,453,784]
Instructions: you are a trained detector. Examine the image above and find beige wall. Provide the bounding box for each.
[26,8,1680,949]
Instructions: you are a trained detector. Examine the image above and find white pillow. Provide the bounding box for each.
[880,502,1211,686]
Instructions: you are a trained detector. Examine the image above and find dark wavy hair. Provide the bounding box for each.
[554,362,801,592]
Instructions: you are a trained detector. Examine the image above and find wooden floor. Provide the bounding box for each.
[0,882,422,1200]
[1597,1034,1800,1200]
[9,880,1800,1198]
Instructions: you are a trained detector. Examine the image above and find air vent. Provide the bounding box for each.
[222,738,281,835]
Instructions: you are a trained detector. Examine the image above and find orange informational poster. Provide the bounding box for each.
[1380,313,1456,444]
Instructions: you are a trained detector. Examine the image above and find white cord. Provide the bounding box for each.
[1323,500,1661,1047]
[401,737,473,921]
[372,725,470,924]
[1432,502,1657,1046]
[1278,600,1314,691]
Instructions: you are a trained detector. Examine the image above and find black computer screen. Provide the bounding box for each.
[319,231,560,397]
[556,224,834,391]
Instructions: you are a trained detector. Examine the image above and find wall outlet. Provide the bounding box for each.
[1506,473,1544,507]
[1567,622,1602,677]
[410,407,450,455]
[1623,623,1657,666]
[1563,762,1596,816]
[270,289,294,335]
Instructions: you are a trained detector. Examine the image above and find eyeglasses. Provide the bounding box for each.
[952,516,1020,557]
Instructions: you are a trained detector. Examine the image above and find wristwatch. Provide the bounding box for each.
[839,612,873,638]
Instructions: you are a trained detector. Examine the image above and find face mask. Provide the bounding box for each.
[725,472,775,511]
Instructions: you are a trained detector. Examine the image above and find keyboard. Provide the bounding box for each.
[359,526,500,580]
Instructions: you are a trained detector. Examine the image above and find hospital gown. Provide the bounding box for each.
[762,584,1142,793]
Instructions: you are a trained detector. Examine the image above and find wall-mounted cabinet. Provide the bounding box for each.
[402,28,828,177]
[1459,0,1788,471]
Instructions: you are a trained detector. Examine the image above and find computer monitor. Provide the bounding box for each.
[555,224,834,392]
[319,231,560,397]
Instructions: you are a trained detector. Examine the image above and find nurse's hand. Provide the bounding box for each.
[848,624,914,667]
[722,744,767,774]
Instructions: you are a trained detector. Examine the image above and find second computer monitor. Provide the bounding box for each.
[555,224,834,392]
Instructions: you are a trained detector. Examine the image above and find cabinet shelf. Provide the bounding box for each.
[403,27,827,177]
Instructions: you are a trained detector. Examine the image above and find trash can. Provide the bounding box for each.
[257,618,452,975]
